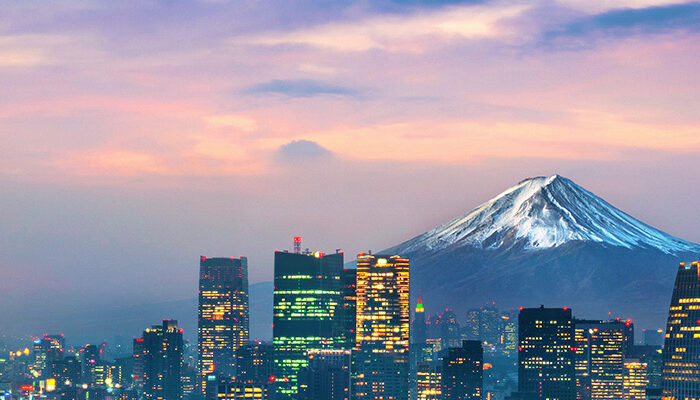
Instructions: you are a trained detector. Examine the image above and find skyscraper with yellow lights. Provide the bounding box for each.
[661,261,700,400]
[197,256,249,395]
[355,253,410,400]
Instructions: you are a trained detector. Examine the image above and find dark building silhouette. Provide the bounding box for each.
[299,349,352,400]
[236,342,273,383]
[354,253,410,400]
[442,340,483,400]
[141,319,184,400]
[662,261,700,400]
[198,256,250,394]
[518,306,575,400]
[341,268,357,350]
[272,245,345,399]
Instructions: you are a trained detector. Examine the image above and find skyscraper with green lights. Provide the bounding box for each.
[272,246,345,399]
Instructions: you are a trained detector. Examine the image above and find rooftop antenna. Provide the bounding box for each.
[293,236,302,254]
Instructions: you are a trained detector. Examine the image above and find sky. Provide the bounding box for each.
[2,0,700,335]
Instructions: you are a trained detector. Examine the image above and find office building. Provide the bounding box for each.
[198,256,250,394]
[236,342,273,383]
[623,358,648,400]
[416,362,442,400]
[442,340,483,400]
[661,261,700,400]
[355,253,410,400]
[141,319,184,400]
[298,349,352,400]
[518,306,575,400]
[342,268,357,350]
[272,244,344,398]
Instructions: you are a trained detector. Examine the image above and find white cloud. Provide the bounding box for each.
[243,2,532,53]
[556,0,697,14]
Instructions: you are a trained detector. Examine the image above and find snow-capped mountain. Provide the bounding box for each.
[392,174,698,255]
[385,175,700,329]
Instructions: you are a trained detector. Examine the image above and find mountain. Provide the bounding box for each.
[384,175,700,328]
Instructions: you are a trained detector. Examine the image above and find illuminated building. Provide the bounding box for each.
[342,268,357,350]
[465,309,481,340]
[272,245,344,399]
[32,334,65,377]
[661,261,700,400]
[133,337,146,392]
[623,358,648,400]
[355,253,410,400]
[442,340,483,400]
[217,379,275,399]
[413,297,427,345]
[416,362,441,400]
[518,306,575,400]
[573,319,630,400]
[140,319,184,400]
[299,349,352,400]
[198,256,250,395]
[236,342,273,383]
[480,304,501,346]
[501,314,518,357]
[630,345,662,388]
[435,309,462,349]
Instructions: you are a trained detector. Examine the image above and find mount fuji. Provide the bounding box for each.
[384,175,700,328]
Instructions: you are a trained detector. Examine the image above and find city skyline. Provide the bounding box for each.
[2,0,700,335]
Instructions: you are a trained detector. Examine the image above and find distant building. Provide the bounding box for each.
[197,256,250,394]
[435,309,462,349]
[413,297,427,345]
[416,361,442,400]
[623,358,648,400]
[272,245,344,399]
[141,319,184,400]
[630,345,662,389]
[661,261,700,400]
[298,349,351,400]
[442,340,483,400]
[355,253,410,400]
[217,379,276,399]
[518,306,575,400]
[642,329,664,347]
[236,342,273,384]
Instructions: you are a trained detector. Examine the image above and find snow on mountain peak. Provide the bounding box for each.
[395,174,699,255]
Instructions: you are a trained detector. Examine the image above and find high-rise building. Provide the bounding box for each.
[623,358,648,400]
[236,342,273,383]
[198,256,250,394]
[630,345,662,389]
[413,297,427,345]
[661,261,700,400]
[355,253,410,400]
[341,268,357,350]
[298,349,352,400]
[435,309,462,349]
[133,337,146,392]
[643,329,664,347]
[518,306,575,400]
[272,245,344,399]
[140,319,184,400]
[442,340,483,400]
[465,309,481,340]
[217,379,275,399]
[574,320,629,400]
[416,362,442,400]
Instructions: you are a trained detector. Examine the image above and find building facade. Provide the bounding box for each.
[198,256,250,394]
[661,261,700,400]
[442,340,483,400]
[141,320,184,400]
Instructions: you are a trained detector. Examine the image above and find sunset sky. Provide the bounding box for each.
[2,0,699,332]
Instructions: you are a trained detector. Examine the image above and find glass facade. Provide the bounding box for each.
[272,250,344,399]
[662,261,700,400]
[197,256,250,395]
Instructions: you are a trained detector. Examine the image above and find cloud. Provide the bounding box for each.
[203,114,258,132]
[245,79,356,98]
[243,2,531,52]
[276,140,334,161]
[545,3,700,42]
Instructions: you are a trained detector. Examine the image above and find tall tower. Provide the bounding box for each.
[442,340,483,400]
[661,261,700,400]
[341,267,357,350]
[518,306,575,400]
[413,297,427,345]
[272,246,344,399]
[141,320,184,400]
[197,256,250,394]
[355,253,410,400]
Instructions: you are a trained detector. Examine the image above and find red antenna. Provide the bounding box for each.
[293,236,302,254]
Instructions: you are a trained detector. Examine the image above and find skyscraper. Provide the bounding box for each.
[140,320,184,400]
[236,342,273,384]
[442,340,483,400]
[413,297,427,345]
[198,256,249,394]
[272,245,344,399]
[355,253,410,400]
[661,261,700,400]
[518,306,575,400]
[416,362,442,400]
[623,358,648,400]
